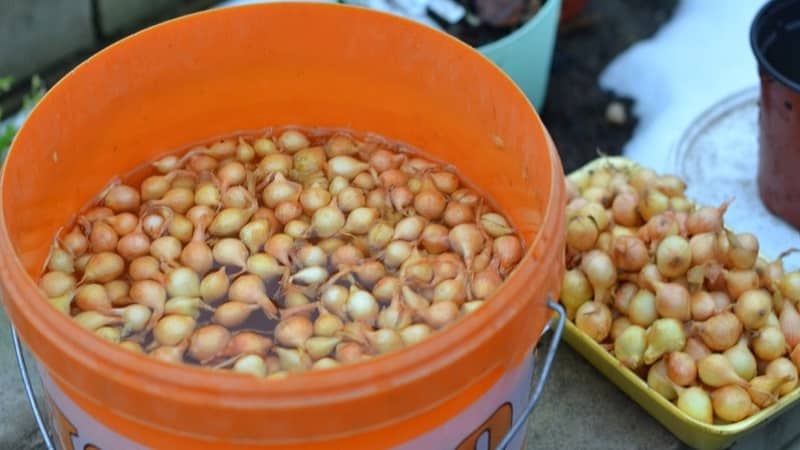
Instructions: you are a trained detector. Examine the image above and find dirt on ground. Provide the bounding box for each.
[542,0,677,173]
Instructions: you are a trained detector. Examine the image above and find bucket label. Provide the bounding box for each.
[394,351,534,450]
[39,370,146,450]
[38,351,534,450]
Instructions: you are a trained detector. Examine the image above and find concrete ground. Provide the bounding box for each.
[529,335,800,450]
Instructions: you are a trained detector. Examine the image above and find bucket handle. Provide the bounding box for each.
[12,326,55,450]
[14,300,566,450]
[498,298,565,450]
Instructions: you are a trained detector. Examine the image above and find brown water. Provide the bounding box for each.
[47,126,524,370]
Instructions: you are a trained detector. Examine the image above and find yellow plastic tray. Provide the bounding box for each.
[564,156,800,450]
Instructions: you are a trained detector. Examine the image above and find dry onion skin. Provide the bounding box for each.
[562,160,800,424]
[38,128,526,377]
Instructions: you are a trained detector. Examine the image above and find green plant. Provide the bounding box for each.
[0,75,46,157]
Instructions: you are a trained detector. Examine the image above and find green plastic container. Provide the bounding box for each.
[223,0,560,109]
[479,0,561,109]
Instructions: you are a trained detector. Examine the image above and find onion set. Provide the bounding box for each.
[40,129,525,378]
[562,160,800,425]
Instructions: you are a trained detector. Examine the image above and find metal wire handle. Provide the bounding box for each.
[12,325,55,450]
[14,301,565,450]
[498,299,566,450]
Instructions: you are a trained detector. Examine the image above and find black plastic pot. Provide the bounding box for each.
[751,0,800,229]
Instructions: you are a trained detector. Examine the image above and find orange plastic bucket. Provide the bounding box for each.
[0,4,566,449]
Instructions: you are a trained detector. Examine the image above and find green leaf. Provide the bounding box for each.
[0,76,12,93]
[22,75,45,110]
[0,123,17,159]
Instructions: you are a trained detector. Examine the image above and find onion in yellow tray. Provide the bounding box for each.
[561,269,593,320]
[711,385,754,422]
[614,325,647,369]
[675,386,713,424]
[643,318,686,364]
[697,354,749,388]
[575,301,612,343]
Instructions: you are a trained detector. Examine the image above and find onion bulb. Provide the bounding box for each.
[611,236,648,272]
[208,204,255,237]
[96,326,121,343]
[690,291,715,321]
[648,359,677,400]
[449,224,484,268]
[612,191,641,227]
[686,200,730,235]
[228,274,278,319]
[188,325,231,363]
[200,268,229,304]
[748,374,788,408]
[644,318,686,364]
[792,343,800,369]
[581,203,610,232]
[638,213,680,244]
[780,271,800,302]
[400,323,433,346]
[365,328,404,354]
[727,232,759,270]
[327,155,369,180]
[724,336,757,381]
[697,354,749,388]
[561,269,593,319]
[311,199,346,238]
[575,301,612,343]
[153,314,196,346]
[666,351,697,386]
[347,286,379,325]
[765,357,798,395]
[413,178,446,220]
[566,216,598,251]
[638,189,669,221]
[711,385,753,422]
[223,331,272,358]
[689,233,717,266]
[628,288,658,327]
[278,130,310,152]
[685,337,712,362]
[580,250,617,304]
[275,315,313,348]
[304,337,342,360]
[62,227,89,257]
[89,221,119,253]
[752,326,786,361]
[734,289,772,330]
[212,301,257,328]
[655,235,692,278]
[39,271,76,298]
[233,354,267,377]
[73,310,120,331]
[612,282,638,315]
[694,312,742,351]
[80,252,125,284]
[614,325,647,369]
[653,281,690,321]
[104,184,141,213]
[610,317,632,341]
[710,291,732,314]
[479,213,514,237]
[150,343,187,365]
[780,302,800,349]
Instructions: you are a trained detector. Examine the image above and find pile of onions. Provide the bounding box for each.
[39,129,525,378]
[563,161,800,425]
